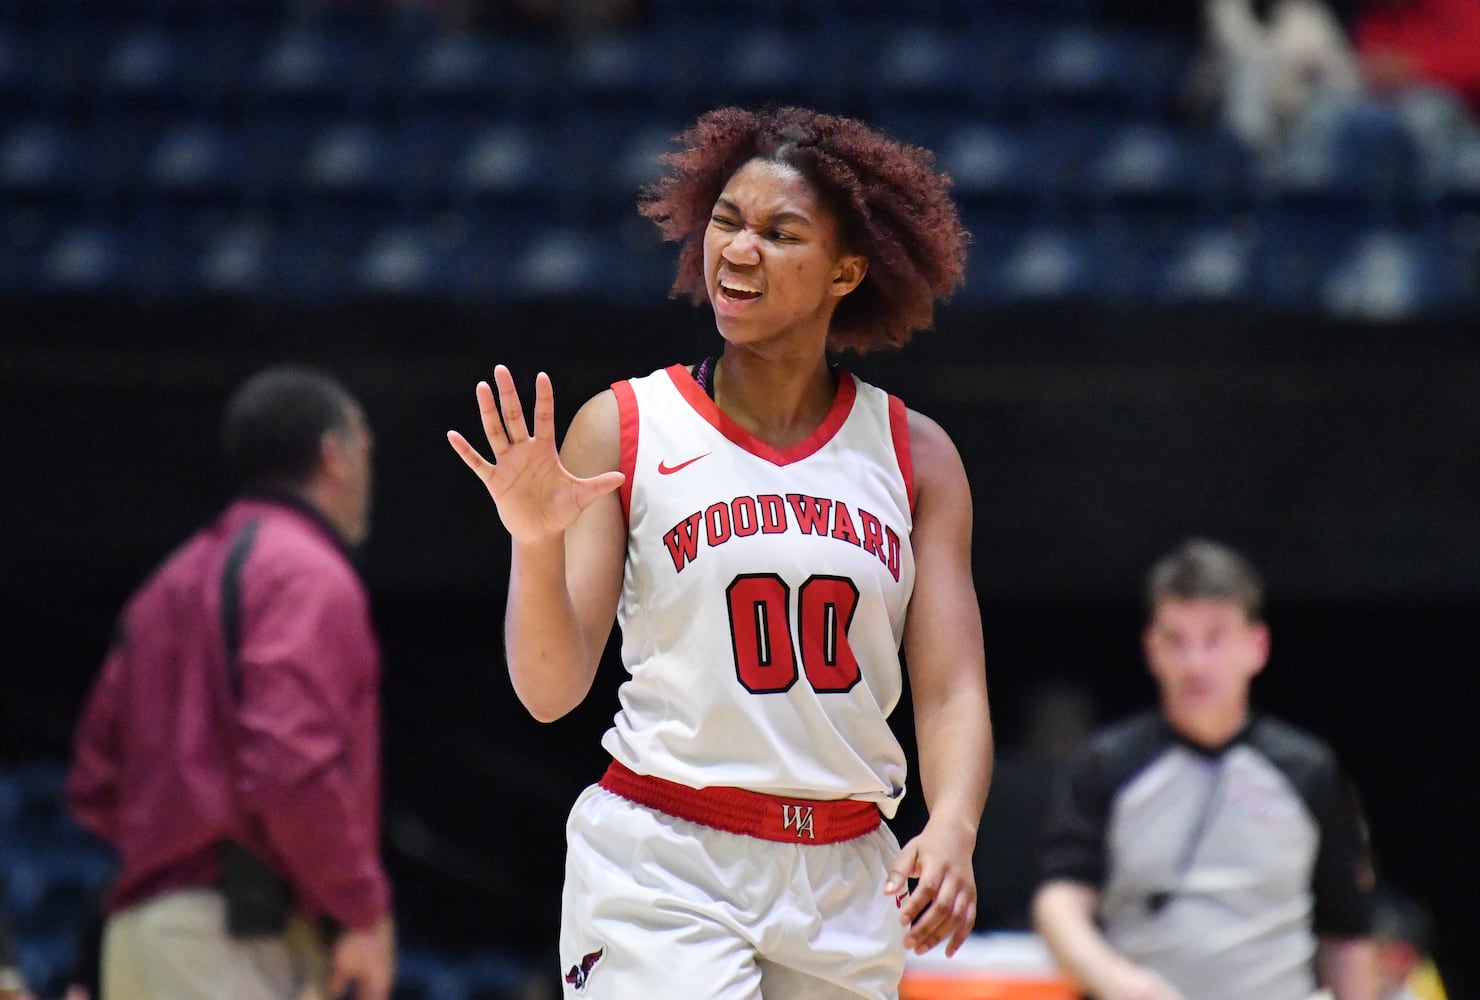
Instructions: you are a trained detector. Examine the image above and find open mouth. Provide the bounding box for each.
[719,280,762,302]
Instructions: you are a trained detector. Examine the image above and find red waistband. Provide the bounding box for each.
[598,760,882,845]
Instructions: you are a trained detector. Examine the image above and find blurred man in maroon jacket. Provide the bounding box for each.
[67,365,394,1000]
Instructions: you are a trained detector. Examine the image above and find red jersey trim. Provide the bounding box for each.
[611,380,638,523]
[887,394,916,517]
[599,759,882,844]
[663,363,857,467]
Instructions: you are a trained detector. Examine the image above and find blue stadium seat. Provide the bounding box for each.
[297,121,398,210]
[936,121,1038,211]
[864,24,1029,124]
[991,228,1102,303]
[356,224,455,298]
[97,28,190,118]
[198,215,276,296]
[399,33,551,121]
[939,119,1105,220]
[1154,225,1258,304]
[561,33,678,116]
[1087,123,1200,206]
[37,223,134,294]
[0,121,81,206]
[250,26,395,118]
[1318,228,1465,320]
[1023,26,1188,120]
[142,122,246,208]
[452,120,571,221]
[509,227,603,301]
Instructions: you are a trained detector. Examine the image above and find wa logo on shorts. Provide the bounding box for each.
[564,946,604,990]
[781,804,816,839]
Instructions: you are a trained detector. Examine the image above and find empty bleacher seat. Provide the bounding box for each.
[97,28,190,118]
[561,32,678,116]
[1024,26,1188,120]
[1156,225,1258,304]
[142,121,245,207]
[298,120,398,209]
[864,23,1030,124]
[250,25,396,119]
[452,120,571,221]
[1319,228,1464,320]
[0,121,80,206]
[37,223,133,293]
[510,227,603,301]
[198,215,275,295]
[993,228,1102,302]
[357,224,456,298]
[400,33,551,121]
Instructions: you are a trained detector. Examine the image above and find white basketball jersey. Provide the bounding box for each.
[600,364,917,816]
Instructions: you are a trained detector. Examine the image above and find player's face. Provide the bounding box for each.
[1143,599,1268,725]
[702,158,865,347]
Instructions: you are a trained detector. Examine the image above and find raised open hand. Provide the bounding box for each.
[447,366,624,544]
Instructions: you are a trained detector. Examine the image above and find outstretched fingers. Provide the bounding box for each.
[446,429,492,477]
[491,364,532,445]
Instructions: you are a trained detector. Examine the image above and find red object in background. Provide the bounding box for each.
[1353,0,1480,112]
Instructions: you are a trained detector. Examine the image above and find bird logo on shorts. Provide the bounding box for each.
[564,947,604,990]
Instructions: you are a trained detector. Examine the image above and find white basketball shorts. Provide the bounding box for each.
[558,782,907,999]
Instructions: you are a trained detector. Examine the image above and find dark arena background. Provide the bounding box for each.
[2,0,1478,998]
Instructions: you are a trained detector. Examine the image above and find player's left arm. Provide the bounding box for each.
[888,409,994,958]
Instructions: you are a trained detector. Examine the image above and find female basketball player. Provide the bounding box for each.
[448,105,993,999]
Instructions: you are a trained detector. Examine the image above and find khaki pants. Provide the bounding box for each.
[102,888,329,1000]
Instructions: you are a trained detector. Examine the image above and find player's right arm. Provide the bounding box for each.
[447,366,626,722]
[1033,881,1186,1000]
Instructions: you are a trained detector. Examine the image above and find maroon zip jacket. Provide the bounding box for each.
[67,494,391,930]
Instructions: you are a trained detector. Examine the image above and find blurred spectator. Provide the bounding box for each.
[1186,0,1363,155]
[1372,888,1450,1000]
[1353,0,1480,115]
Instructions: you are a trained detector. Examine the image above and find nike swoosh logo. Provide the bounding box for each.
[657,453,710,475]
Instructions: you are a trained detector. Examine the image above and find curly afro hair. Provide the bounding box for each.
[638,106,970,355]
